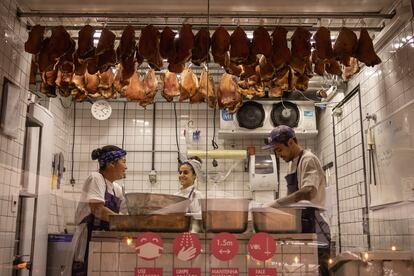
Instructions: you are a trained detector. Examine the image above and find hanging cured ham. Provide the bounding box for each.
[40,70,58,97]
[192,27,211,65]
[252,26,272,59]
[57,39,76,73]
[270,26,291,70]
[25,25,45,54]
[198,68,216,108]
[230,26,250,64]
[98,69,115,99]
[118,25,136,61]
[290,27,312,74]
[217,73,242,113]
[179,68,199,102]
[160,71,180,102]
[55,70,73,97]
[355,29,381,67]
[76,25,95,61]
[125,72,145,101]
[96,28,116,55]
[212,26,230,66]
[258,55,275,82]
[84,71,100,97]
[139,25,160,60]
[160,27,176,59]
[140,69,158,107]
[342,57,360,80]
[314,27,334,60]
[333,27,358,66]
[95,28,116,72]
[175,24,194,64]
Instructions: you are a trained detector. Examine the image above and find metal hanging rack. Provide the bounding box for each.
[17,9,394,32]
[16,10,396,19]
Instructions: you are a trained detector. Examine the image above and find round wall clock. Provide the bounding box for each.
[91,100,112,120]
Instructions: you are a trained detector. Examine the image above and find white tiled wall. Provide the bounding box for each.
[317,19,414,252]
[0,0,31,274]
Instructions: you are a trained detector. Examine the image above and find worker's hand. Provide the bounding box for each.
[263,200,281,208]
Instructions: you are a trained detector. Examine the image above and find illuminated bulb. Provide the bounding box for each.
[294,256,299,264]
[364,252,369,260]
[391,246,396,251]
[126,237,133,246]
[328,258,333,264]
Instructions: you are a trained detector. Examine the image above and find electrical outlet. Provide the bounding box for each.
[11,194,18,213]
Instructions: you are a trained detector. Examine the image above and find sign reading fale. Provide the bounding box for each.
[135,267,163,276]
[173,268,201,276]
[211,232,238,261]
[211,268,239,276]
[247,232,276,261]
[248,268,277,276]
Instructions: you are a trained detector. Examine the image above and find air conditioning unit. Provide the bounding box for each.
[218,100,318,139]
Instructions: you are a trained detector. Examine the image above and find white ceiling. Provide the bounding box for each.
[18,0,395,13]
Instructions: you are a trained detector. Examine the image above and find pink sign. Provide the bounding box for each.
[247,232,276,261]
[248,268,277,276]
[211,232,238,261]
[135,232,163,260]
[135,267,163,276]
[173,232,201,261]
[173,268,201,276]
[210,268,239,276]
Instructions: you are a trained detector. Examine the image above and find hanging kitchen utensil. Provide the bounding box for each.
[57,152,65,189]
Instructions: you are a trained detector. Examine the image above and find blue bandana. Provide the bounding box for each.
[98,150,127,168]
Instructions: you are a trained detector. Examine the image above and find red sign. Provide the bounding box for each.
[248,268,277,276]
[173,268,201,276]
[135,267,163,276]
[247,232,276,261]
[173,232,201,261]
[210,268,239,276]
[211,232,238,261]
[136,232,163,260]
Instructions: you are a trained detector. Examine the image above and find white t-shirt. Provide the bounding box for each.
[174,184,203,213]
[75,172,126,224]
[288,149,326,208]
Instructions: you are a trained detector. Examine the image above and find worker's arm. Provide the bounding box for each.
[264,186,316,208]
[89,202,118,221]
[276,186,316,206]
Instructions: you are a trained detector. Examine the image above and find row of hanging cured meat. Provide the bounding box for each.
[24,24,381,107]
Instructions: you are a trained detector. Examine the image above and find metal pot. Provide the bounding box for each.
[200,198,250,233]
[125,192,189,215]
[251,207,302,233]
[109,214,191,232]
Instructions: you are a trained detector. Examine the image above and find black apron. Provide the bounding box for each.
[285,151,331,276]
[72,176,122,276]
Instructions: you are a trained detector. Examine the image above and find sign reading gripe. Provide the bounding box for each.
[248,268,277,276]
[210,268,239,276]
[173,268,201,276]
[135,267,163,276]
[173,232,201,261]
